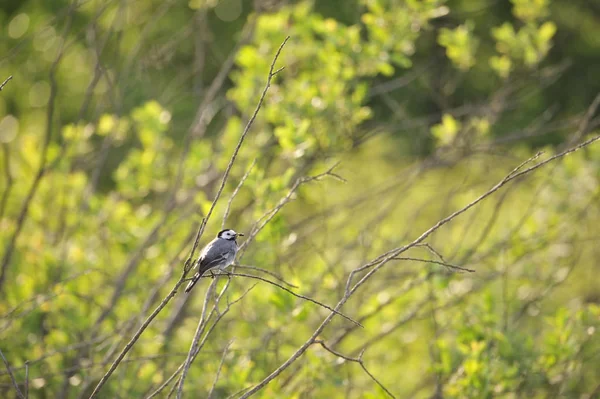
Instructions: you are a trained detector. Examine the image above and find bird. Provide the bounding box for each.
[184,229,244,293]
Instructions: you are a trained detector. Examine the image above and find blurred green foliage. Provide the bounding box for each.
[1,0,600,398]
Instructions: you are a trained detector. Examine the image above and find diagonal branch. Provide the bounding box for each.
[391,257,475,273]
[222,158,256,229]
[0,76,12,91]
[175,282,256,398]
[0,348,25,399]
[207,340,233,399]
[314,340,396,399]
[176,278,222,398]
[185,35,290,273]
[235,264,298,288]
[238,162,345,256]
[208,272,361,327]
[238,134,600,398]
[87,35,290,399]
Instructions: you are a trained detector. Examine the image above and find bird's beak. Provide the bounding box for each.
[237,233,245,237]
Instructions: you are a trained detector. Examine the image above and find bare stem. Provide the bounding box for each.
[207,341,233,398]
[314,341,396,399]
[209,271,361,327]
[238,134,600,398]
[222,159,256,229]
[88,279,186,398]
[0,75,12,91]
[173,36,290,399]
[0,348,25,399]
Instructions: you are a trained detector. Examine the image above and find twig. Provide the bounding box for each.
[209,272,362,327]
[314,341,396,399]
[238,135,600,398]
[0,348,25,399]
[207,340,233,399]
[239,162,345,256]
[184,219,206,273]
[88,33,289,399]
[175,279,219,398]
[88,278,186,399]
[24,361,28,399]
[185,35,290,271]
[222,159,256,229]
[315,161,347,183]
[391,257,475,273]
[567,92,600,145]
[175,283,256,399]
[0,76,12,91]
[328,274,430,348]
[172,38,290,399]
[414,243,447,264]
[236,264,298,288]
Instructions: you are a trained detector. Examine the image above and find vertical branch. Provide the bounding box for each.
[87,35,290,399]
[24,361,29,399]
[187,35,290,260]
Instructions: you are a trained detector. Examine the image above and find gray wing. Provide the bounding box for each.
[196,239,236,275]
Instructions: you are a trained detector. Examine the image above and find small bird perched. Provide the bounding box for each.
[184,229,244,293]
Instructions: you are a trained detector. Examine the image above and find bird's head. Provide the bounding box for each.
[218,229,244,241]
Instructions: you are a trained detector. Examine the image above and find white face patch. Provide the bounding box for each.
[220,230,237,240]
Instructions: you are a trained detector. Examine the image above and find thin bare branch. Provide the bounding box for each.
[174,282,256,399]
[567,91,600,146]
[87,278,186,399]
[314,341,396,399]
[88,33,289,399]
[176,279,220,398]
[239,162,345,256]
[222,158,256,229]
[185,35,290,272]
[238,135,600,398]
[0,348,25,399]
[207,340,233,399]
[392,257,475,273]
[24,361,28,399]
[211,272,361,327]
[0,75,12,91]
[236,264,298,288]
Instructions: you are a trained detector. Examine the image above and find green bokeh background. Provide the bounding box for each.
[1,0,599,398]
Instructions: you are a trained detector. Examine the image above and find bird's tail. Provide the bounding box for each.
[184,272,200,293]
